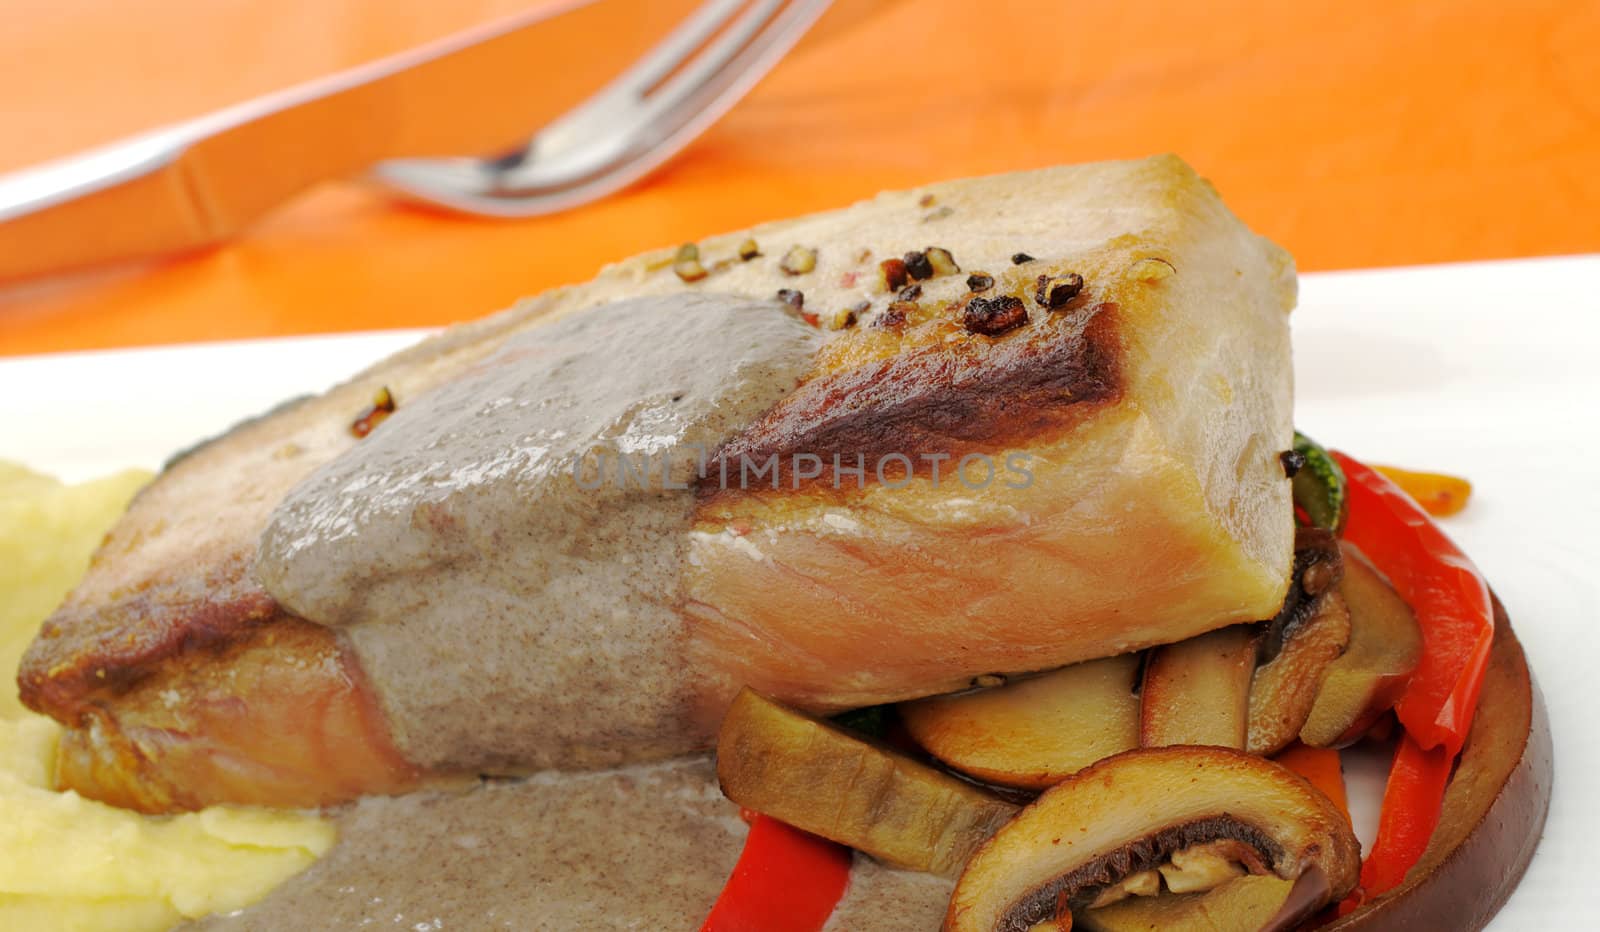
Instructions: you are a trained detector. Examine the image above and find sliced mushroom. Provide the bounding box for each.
[901,655,1141,790]
[1246,528,1352,755]
[1140,626,1256,749]
[1300,542,1423,748]
[944,746,1359,932]
[1086,869,1161,909]
[1079,874,1323,932]
[716,689,1018,876]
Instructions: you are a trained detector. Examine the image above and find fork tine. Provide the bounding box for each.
[370,0,832,216]
[505,0,773,166]
[641,0,786,109]
[594,0,750,101]
[513,0,797,187]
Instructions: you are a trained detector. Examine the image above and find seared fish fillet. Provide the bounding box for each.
[19,155,1296,812]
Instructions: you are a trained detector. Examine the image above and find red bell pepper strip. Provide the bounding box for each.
[1362,737,1454,896]
[702,814,853,932]
[1339,736,1455,912]
[1332,451,1494,757]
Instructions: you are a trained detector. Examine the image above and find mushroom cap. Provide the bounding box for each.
[945,745,1360,932]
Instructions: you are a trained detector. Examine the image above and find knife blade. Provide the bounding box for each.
[0,0,710,285]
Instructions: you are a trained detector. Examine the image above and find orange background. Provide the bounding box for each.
[2,0,1596,357]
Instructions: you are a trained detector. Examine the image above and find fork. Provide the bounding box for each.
[0,0,831,284]
[374,0,833,216]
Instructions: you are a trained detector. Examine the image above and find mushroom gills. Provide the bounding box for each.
[902,654,1142,789]
[716,688,1018,875]
[944,746,1359,932]
[1140,626,1256,749]
[1247,528,1352,755]
[1299,542,1423,748]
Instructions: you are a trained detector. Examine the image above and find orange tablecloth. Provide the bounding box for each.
[2,0,1596,356]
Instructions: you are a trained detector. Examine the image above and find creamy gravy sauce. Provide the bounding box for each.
[256,295,820,772]
[190,757,745,930]
[190,755,951,930]
[827,860,955,931]
[239,295,950,929]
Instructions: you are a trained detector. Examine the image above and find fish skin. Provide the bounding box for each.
[18,155,1296,811]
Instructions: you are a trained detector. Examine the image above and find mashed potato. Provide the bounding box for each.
[0,463,335,931]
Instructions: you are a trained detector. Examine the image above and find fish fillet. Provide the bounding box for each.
[18,155,1296,811]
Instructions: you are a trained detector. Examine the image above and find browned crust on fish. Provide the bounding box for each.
[19,552,279,718]
[53,613,420,812]
[701,296,1122,499]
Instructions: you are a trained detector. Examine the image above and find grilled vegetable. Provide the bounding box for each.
[1329,451,1496,904]
[1291,431,1347,532]
[700,814,851,932]
[1332,451,1493,756]
[944,746,1359,932]
[1078,874,1311,932]
[1372,464,1472,517]
[1300,543,1423,748]
[1140,627,1255,749]
[1247,528,1351,756]
[902,655,1141,790]
[716,689,1017,876]
[1354,738,1454,902]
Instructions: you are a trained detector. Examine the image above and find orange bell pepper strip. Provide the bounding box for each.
[1331,452,1493,757]
[1372,464,1473,518]
[702,814,853,932]
[1274,743,1349,823]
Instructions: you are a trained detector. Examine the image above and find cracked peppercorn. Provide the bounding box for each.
[1280,450,1307,478]
[1034,272,1085,309]
[963,295,1028,336]
[903,250,934,280]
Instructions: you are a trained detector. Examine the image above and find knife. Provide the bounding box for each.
[0,0,708,286]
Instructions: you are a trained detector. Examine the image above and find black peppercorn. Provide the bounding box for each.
[1034,272,1085,309]
[963,295,1028,336]
[904,250,934,280]
[1280,450,1307,478]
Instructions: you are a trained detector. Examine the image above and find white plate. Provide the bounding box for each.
[4,255,1598,929]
